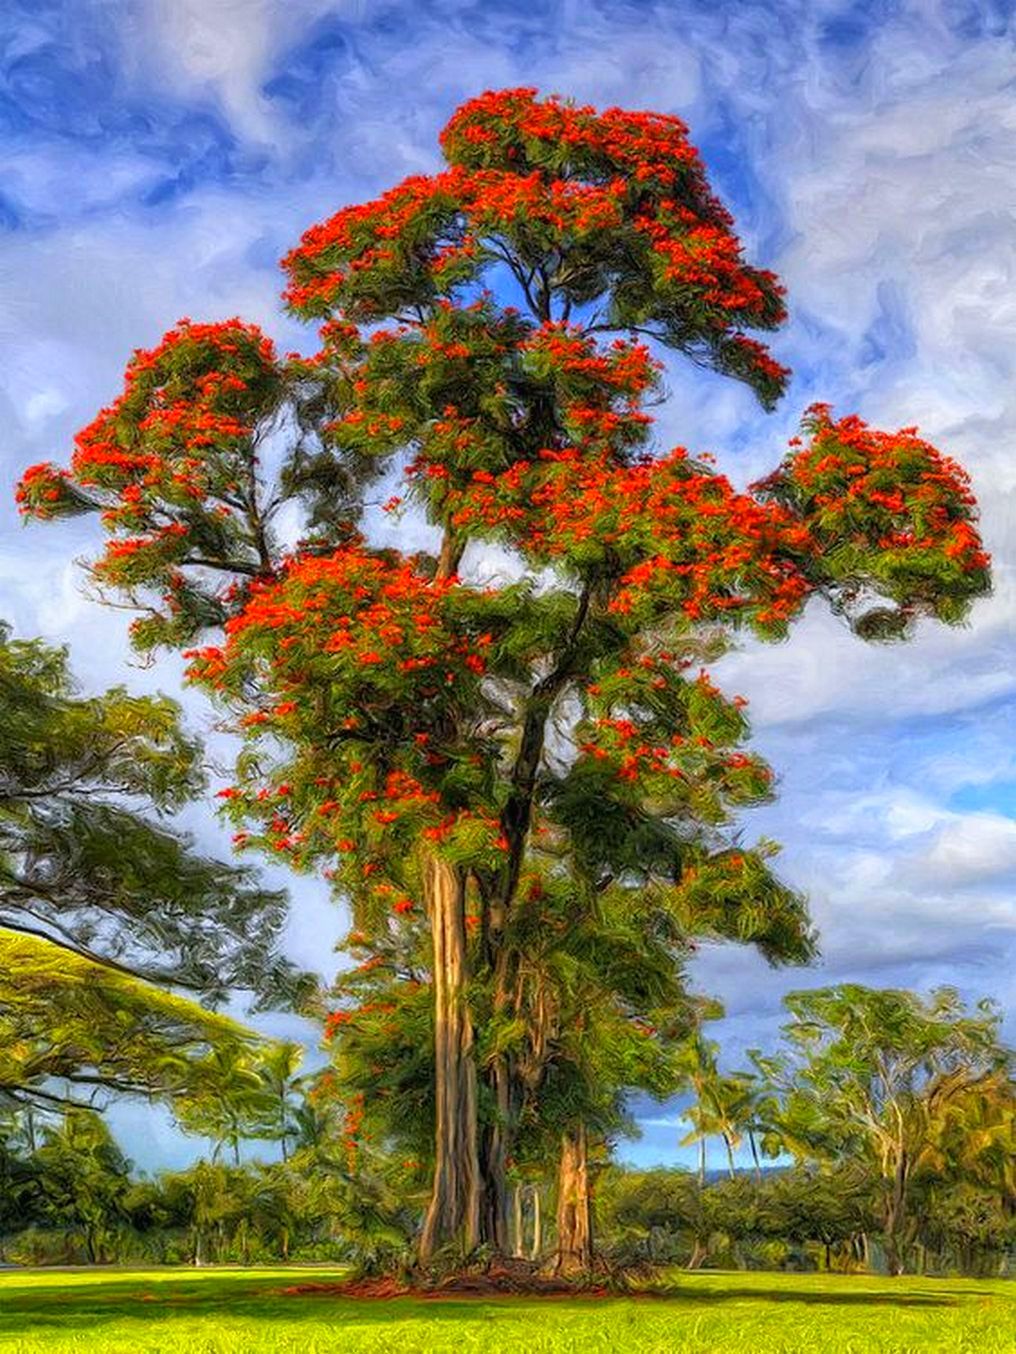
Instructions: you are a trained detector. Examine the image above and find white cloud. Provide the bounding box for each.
[916,813,1016,888]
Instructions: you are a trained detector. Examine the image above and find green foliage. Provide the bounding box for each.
[22,1111,133,1264]
[0,622,311,1118]
[754,984,1015,1275]
[0,931,259,1115]
[0,623,306,1009]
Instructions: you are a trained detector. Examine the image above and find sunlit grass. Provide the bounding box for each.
[0,1266,1012,1352]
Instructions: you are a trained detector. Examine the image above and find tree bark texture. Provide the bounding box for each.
[512,1183,524,1259]
[419,854,481,1262]
[553,1124,593,1275]
[884,1153,910,1276]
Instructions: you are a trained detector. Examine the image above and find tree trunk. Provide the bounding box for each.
[723,1132,736,1179]
[512,1183,524,1259]
[530,1184,542,1262]
[479,1055,512,1253]
[749,1130,762,1183]
[686,1237,707,1270]
[698,1134,706,1187]
[419,854,481,1263]
[884,1155,909,1276]
[553,1124,592,1275]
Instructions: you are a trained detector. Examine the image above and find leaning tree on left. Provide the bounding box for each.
[18,88,989,1267]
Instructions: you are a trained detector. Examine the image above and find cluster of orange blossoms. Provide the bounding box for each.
[767,405,988,575]
[184,546,511,911]
[72,318,275,497]
[16,319,281,600]
[188,545,490,689]
[281,89,787,398]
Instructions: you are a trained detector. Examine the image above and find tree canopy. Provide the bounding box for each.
[754,984,1014,1274]
[0,622,308,1114]
[0,623,306,1007]
[16,87,991,1269]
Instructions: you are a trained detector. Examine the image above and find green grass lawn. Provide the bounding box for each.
[0,1266,1012,1353]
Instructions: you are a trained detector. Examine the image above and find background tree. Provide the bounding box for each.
[764,1164,878,1272]
[257,1041,307,1163]
[0,624,308,1118]
[756,984,1013,1275]
[0,623,304,1008]
[0,930,262,1117]
[18,88,990,1269]
[676,1022,725,1185]
[174,1044,288,1167]
[26,1110,132,1264]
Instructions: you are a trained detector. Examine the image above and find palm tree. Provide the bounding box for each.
[256,1041,305,1162]
[677,1030,725,1184]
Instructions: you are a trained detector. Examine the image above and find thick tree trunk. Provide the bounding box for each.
[553,1125,592,1275]
[419,854,481,1263]
[476,893,517,1256]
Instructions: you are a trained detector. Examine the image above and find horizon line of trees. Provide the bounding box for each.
[2,972,1012,1278]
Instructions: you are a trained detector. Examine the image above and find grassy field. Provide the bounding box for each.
[0,1266,1012,1353]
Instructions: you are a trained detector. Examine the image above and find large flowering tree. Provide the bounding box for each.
[18,89,989,1264]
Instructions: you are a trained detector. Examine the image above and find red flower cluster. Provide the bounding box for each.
[445,442,815,635]
[184,545,507,891]
[440,87,716,204]
[72,318,277,498]
[757,405,990,627]
[14,461,73,518]
[282,90,788,404]
[576,660,773,815]
[17,318,282,610]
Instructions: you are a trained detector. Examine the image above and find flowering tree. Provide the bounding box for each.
[18,89,989,1265]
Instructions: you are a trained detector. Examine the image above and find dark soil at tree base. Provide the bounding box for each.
[279,1260,617,1300]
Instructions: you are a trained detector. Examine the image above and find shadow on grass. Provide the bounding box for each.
[0,1272,994,1339]
[643,1284,972,1308]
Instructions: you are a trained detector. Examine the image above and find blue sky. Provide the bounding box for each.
[1,0,1013,1173]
